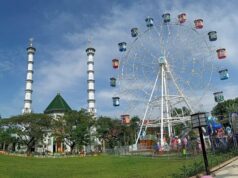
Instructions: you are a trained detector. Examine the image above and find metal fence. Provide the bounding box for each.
[103,134,238,158]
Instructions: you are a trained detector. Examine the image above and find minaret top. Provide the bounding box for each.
[27,38,36,53]
[29,38,34,47]
[86,47,96,56]
[86,36,96,56]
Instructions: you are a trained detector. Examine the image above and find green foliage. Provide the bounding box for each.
[211,97,238,118]
[171,161,204,178]
[0,127,16,151]
[0,110,97,154]
[96,117,121,148]
[96,116,114,140]
[0,113,52,153]
[1,112,141,152]
[171,106,191,117]
[173,124,184,136]
[52,109,95,152]
[96,116,140,148]
[170,149,238,178]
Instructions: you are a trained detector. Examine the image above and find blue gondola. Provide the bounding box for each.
[208,31,217,41]
[131,28,139,37]
[118,42,127,52]
[162,13,171,23]
[112,97,120,106]
[219,69,229,80]
[145,17,154,27]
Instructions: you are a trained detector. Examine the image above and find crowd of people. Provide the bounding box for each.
[153,126,237,155]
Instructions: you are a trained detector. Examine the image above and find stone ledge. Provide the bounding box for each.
[189,156,238,178]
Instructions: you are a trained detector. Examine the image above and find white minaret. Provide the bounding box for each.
[86,46,96,116]
[22,38,36,114]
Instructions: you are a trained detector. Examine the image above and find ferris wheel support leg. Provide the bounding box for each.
[168,124,172,137]
[135,70,160,145]
[160,65,164,147]
[163,65,171,139]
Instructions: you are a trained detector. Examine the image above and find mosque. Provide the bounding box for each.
[20,39,97,153]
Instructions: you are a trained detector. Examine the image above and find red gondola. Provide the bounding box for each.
[112,59,119,69]
[216,48,227,59]
[194,19,203,29]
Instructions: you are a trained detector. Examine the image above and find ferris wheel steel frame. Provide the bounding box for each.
[135,57,194,146]
[114,16,219,149]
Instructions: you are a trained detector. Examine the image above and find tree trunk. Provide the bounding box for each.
[70,143,75,154]
[3,142,6,151]
[102,139,105,153]
[26,145,33,156]
[12,142,16,152]
[26,140,35,156]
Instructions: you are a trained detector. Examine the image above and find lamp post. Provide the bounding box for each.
[191,112,210,175]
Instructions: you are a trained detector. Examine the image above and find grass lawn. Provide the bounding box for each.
[0,154,199,178]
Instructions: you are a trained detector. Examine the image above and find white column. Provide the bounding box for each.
[86,47,96,116]
[160,64,164,146]
[163,65,171,138]
[22,39,36,114]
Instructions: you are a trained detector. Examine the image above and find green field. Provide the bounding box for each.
[0,154,199,178]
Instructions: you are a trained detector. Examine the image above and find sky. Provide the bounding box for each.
[0,0,238,118]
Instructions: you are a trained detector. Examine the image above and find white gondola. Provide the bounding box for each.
[145,17,154,27]
[118,42,127,52]
[112,97,120,106]
[131,28,139,37]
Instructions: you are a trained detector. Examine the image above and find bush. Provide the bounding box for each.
[170,148,238,178]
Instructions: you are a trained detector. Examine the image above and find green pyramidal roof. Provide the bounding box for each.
[44,93,72,114]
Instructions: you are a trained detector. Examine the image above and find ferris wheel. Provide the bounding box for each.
[110,13,228,146]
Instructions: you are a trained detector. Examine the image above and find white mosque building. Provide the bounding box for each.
[19,39,97,154]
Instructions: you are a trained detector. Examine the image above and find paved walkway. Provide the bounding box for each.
[213,157,238,178]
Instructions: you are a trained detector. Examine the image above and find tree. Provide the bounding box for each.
[129,116,140,143]
[171,107,191,135]
[5,113,52,154]
[211,98,238,119]
[96,116,112,150]
[119,116,140,146]
[52,109,95,154]
[96,116,140,149]
[96,117,123,148]
[171,106,191,117]
[0,126,14,151]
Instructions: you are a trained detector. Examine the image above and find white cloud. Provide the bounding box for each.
[35,49,86,95]
[0,61,13,73]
